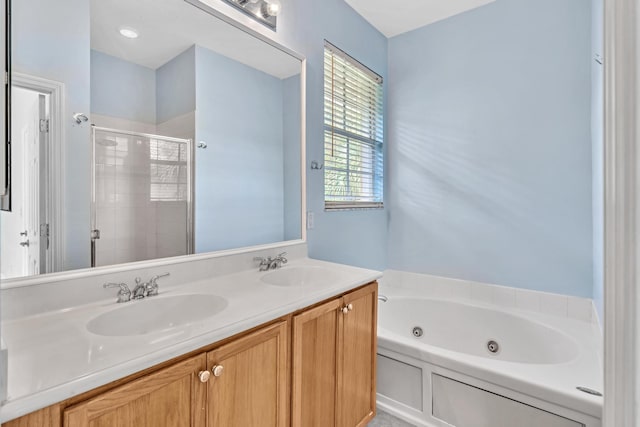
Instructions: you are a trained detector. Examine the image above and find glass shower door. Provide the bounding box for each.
[91,126,193,267]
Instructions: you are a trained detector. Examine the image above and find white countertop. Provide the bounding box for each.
[0,258,381,422]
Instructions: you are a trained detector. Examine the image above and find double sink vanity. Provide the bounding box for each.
[1,245,381,426]
[1,0,374,424]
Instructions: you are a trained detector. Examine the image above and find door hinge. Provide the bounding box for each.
[91,229,100,240]
[39,119,49,133]
[40,223,50,250]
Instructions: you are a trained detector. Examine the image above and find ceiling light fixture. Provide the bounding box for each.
[221,0,281,30]
[118,27,139,39]
[262,0,281,17]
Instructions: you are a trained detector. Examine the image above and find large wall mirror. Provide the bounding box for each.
[0,0,304,282]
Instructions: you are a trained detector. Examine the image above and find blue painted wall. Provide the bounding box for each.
[12,0,91,270]
[89,44,291,253]
[194,45,285,252]
[271,0,389,270]
[283,74,302,241]
[91,50,156,124]
[386,0,593,297]
[591,0,604,320]
[157,47,196,124]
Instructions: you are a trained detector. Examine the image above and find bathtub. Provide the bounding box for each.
[376,284,603,427]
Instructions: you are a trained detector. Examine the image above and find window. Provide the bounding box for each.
[324,41,384,210]
[149,138,189,202]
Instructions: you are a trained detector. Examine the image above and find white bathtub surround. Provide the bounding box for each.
[377,274,603,427]
[0,244,382,422]
[380,270,599,324]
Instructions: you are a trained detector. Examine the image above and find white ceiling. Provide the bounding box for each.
[344,0,496,38]
[90,0,300,79]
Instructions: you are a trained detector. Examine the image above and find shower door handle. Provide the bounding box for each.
[90,229,100,268]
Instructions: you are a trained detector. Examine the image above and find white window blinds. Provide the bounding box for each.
[324,41,384,210]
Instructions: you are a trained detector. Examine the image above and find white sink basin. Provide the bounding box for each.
[87,294,228,336]
[261,266,341,287]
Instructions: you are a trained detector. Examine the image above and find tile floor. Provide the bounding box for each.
[369,410,415,427]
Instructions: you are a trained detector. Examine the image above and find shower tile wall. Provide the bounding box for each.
[94,132,189,266]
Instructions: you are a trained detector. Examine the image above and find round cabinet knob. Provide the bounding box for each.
[342,306,349,314]
[198,370,211,383]
[347,303,354,311]
[212,364,224,377]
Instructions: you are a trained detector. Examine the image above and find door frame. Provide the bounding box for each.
[10,72,65,274]
[603,0,639,426]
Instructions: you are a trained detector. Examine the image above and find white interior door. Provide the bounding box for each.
[23,94,48,275]
[0,87,41,279]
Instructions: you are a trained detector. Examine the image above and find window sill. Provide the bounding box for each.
[324,203,384,212]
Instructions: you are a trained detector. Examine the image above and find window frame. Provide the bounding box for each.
[323,40,384,211]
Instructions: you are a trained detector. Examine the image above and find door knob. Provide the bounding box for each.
[212,365,224,377]
[347,303,353,311]
[19,240,30,247]
[198,370,211,383]
[342,306,349,314]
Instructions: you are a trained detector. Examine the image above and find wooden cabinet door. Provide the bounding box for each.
[291,298,342,427]
[207,321,288,427]
[337,283,378,427]
[64,354,207,427]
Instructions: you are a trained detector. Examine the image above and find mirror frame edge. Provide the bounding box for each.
[0,0,10,209]
[0,0,307,289]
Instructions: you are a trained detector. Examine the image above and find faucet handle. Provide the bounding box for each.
[277,252,288,264]
[146,272,169,297]
[254,256,270,271]
[151,272,170,282]
[103,282,131,303]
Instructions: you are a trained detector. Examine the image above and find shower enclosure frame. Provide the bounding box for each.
[90,125,195,268]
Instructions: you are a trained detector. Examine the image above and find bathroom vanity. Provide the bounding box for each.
[1,253,379,427]
[0,0,380,424]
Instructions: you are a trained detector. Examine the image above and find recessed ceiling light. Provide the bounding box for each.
[119,27,139,39]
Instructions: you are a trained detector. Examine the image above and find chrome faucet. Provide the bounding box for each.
[133,273,170,299]
[104,273,169,303]
[254,252,288,271]
[145,273,170,297]
[270,252,288,269]
[103,282,132,303]
[132,277,148,300]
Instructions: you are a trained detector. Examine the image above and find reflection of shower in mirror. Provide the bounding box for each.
[96,136,117,147]
[2,0,304,280]
[90,126,194,268]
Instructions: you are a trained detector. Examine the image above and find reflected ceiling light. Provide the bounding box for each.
[222,0,281,30]
[262,0,281,17]
[119,27,139,39]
